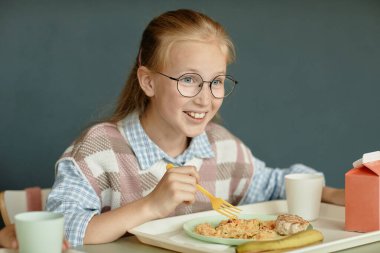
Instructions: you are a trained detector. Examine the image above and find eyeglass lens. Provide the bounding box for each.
[177,73,235,98]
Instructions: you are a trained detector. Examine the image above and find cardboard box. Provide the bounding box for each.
[345,151,380,232]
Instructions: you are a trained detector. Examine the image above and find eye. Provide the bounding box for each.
[181,76,194,83]
[178,74,202,86]
[212,79,223,86]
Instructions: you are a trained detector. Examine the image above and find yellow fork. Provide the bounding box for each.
[166,164,241,219]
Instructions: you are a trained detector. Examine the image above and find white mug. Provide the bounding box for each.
[15,211,64,253]
[285,173,324,221]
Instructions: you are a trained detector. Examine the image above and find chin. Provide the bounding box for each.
[184,126,207,138]
[186,132,202,138]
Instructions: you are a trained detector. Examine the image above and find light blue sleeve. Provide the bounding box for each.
[240,156,321,204]
[46,159,101,246]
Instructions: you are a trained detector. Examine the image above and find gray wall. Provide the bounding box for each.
[1,0,379,214]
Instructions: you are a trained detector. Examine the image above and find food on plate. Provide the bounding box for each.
[195,219,277,240]
[195,214,310,240]
[275,214,310,236]
[236,229,324,253]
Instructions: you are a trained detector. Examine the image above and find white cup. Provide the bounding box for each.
[285,173,324,221]
[15,211,64,253]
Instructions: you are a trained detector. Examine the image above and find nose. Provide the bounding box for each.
[194,82,213,105]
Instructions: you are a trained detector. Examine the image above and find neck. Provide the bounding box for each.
[140,111,189,158]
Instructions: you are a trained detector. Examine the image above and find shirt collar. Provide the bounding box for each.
[120,112,214,170]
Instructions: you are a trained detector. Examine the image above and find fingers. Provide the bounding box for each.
[11,237,18,249]
[148,165,199,218]
[169,180,197,194]
[166,173,197,187]
[166,165,200,183]
[0,225,18,249]
[172,190,196,204]
[8,229,17,249]
[164,166,199,203]
[62,239,70,250]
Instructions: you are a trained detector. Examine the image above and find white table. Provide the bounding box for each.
[75,235,380,253]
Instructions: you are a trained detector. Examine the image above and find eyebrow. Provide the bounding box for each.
[180,68,226,76]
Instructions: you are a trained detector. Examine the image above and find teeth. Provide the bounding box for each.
[187,112,206,119]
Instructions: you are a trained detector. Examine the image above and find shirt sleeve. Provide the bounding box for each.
[240,156,323,205]
[46,159,101,246]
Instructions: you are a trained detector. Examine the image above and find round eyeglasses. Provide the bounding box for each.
[157,72,238,99]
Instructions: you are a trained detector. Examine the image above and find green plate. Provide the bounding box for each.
[183,214,284,246]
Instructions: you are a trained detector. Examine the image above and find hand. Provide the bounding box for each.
[0,224,70,250]
[322,186,345,206]
[62,239,70,251]
[0,224,17,249]
[146,165,199,219]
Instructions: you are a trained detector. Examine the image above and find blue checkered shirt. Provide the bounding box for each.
[46,113,318,246]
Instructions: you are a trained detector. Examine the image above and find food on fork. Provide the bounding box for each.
[275,214,310,236]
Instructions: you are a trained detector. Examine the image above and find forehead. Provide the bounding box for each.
[165,40,227,77]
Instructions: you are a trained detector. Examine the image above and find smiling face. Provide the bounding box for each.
[141,40,227,143]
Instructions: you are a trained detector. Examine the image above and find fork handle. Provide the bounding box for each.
[196,184,214,199]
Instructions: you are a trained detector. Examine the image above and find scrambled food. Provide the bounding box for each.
[195,214,309,240]
[195,219,277,240]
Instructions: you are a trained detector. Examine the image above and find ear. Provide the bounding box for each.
[137,66,155,97]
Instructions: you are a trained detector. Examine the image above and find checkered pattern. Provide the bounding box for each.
[46,113,319,246]
[46,160,100,246]
[240,159,319,204]
[122,112,214,170]
[47,114,255,245]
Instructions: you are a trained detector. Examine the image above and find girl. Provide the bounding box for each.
[46,9,344,246]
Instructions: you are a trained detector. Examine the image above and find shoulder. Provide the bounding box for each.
[68,122,129,158]
[72,122,128,149]
[79,122,120,141]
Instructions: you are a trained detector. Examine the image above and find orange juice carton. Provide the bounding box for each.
[345,151,380,232]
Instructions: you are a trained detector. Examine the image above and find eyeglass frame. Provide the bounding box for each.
[156,72,238,99]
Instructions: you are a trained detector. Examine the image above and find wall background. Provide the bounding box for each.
[1,0,379,226]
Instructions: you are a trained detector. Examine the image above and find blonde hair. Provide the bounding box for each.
[108,9,236,123]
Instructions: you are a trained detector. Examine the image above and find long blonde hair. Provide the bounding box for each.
[108,9,236,123]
